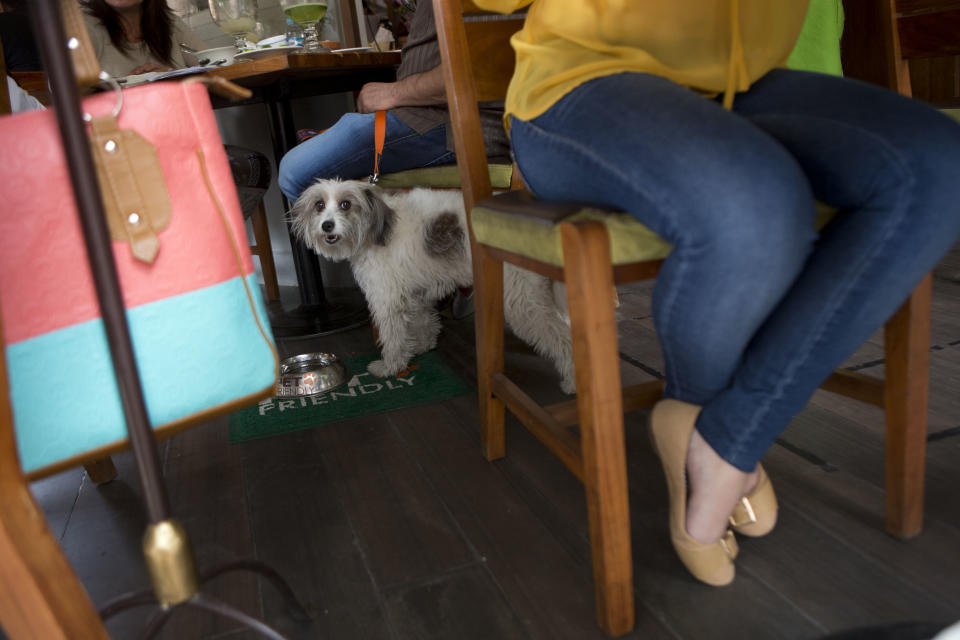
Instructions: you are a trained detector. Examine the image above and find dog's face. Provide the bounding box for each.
[291,179,396,261]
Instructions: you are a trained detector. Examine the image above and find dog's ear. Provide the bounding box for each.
[362,184,396,246]
[288,193,308,242]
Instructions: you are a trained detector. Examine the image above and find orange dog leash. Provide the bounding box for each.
[370,109,386,183]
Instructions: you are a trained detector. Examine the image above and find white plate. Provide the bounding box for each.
[257,35,288,48]
[331,46,373,53]
[117,65,218,86]
[234,45,303,60]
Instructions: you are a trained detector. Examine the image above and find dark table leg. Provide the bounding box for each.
[263,96,370,338]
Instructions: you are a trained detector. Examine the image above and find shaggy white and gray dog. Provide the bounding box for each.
[291,179,576,393]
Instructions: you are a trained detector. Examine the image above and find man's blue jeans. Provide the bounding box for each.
[278,110,455,200]
[509,69,960,471]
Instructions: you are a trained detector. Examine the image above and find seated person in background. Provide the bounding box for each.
[80,0,205,77]
[0,0,42,72]
[277,0,510,202]
[475,0,960,586]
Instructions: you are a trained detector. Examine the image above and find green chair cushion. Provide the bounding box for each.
[377,163,514,189]
[471,190,837,268]
[471,192,670,267]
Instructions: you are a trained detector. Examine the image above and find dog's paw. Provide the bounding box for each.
[560,376,577,395]
[367,359,403,378]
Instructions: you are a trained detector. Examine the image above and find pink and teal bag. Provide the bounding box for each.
[0,81,279,477]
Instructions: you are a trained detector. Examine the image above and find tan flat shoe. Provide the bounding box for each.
[650,399,737,587]
[729,463,778,537]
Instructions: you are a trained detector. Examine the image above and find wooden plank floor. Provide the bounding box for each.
[16,242,960,640]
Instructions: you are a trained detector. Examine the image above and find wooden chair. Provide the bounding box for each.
[843,0,960,102]
[838,0,960,539]
[890,0,960,107]
[249,201,281,302]
[224,144,281,302]
[0,321,111,640]
[434,0,935,635]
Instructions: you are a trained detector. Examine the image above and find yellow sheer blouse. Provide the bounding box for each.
[472,0,812,128]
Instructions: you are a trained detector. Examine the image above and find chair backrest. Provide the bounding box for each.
[895,0,960,104]
[433,0,524,215]
[841,0,960,100]
[841,0,912,94]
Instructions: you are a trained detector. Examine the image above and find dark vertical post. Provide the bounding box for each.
[29,0,171,523]
[266,95,326,306]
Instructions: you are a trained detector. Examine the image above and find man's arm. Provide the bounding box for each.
[355,65,446,113]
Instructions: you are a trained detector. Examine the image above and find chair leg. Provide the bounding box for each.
[472,246,506,460]
[883,272,932,538]
[1,331,109,638]
[250,201,280,302]
[560,222,634,637]
[83,456,118,484]
[0,480,110,639]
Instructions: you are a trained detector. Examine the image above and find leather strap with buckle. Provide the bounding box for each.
[88,115,171,263]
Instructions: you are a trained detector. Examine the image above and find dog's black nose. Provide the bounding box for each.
[321,220,335,233]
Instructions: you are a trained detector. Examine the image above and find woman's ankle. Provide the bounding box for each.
[742,466,761,496]
[684,430,752,544]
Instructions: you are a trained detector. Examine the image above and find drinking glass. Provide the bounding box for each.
[168,0,199,18]
[280,0,329,52]
[209,0,259,54]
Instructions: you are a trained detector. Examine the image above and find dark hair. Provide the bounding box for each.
[80,0,175,66]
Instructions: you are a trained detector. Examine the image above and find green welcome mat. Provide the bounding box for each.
[228,351,473,443]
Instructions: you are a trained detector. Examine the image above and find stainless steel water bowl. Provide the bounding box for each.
[277,352,348,397]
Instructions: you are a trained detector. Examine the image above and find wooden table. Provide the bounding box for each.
[207,49,401,96]
[206,50,401,337]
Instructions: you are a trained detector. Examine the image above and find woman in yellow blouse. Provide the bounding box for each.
[475,0,960,585]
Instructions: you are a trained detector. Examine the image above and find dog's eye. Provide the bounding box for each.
[314,200,325,211]
[339,200,351,211]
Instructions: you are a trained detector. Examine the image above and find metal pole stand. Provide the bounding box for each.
[30,2,312,637]
[99,550,311,640]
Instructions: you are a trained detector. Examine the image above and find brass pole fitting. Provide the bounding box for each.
[142,519,200,608]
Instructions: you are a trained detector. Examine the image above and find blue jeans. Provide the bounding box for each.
[509,70,960,471]
[278,110,456,200]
